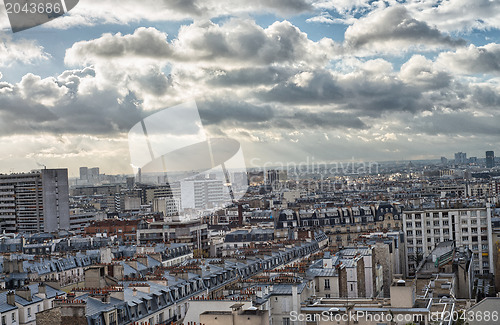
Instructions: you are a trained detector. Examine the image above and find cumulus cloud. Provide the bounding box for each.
[344,6,466,53]
[409,0,500,33]
[0,34,49,67]
[44,0,314,29]
[260,68,430,117]
[436,44,500,75]
[0,69,143,137]
[399,55,451,90]
[66,20,338,68]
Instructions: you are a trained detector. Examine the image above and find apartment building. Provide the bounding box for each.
[179,179,225,210]
[403,201,493,275]
[0,169,69,233]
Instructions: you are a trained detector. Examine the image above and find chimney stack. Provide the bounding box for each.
[38,283,46,296]
[238,204,243,227]
[16,287,32,302]
[6,291,15,306]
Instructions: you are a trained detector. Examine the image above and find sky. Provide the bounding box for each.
[0,0,500,177]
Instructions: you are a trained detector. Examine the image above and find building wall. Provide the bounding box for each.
[184,300,252,324]
[0,169,69,233]
[0,309,18,325]
[372,243,392,298]
[403,206,493,275]
[42,169,70,232]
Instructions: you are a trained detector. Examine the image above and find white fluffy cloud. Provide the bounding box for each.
[43,0,314,29]
[66,20,338,68]
[0,34,49,67]
[409,0,500,32]
[436,44,500,75]
[399,55,451,90]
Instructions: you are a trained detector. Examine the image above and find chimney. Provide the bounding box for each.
[102,293,110,303]
[7,291,15,306]
[38,283,47,296]
[230,303,244,316]
[292,284,299,313]
[238,204,243,226]
[16,287,32,302]
[132,288,137,296]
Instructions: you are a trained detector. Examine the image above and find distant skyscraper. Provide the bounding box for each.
[126,177,135,190]
[454,152,467,165]
[486,151,495,168]
[440,157,448,165]
[79,166,88,180]
[0,169,70,233]
[266,170,280,186]
[89,167,100,180]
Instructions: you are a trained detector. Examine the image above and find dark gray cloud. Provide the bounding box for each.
[207,66,293,87]
[291,110,367,129]
[259,69,430,117]
[198,100,275,125]
[411,110,500,136]
[197,98,367,133]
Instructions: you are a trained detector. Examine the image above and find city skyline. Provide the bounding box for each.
[0,1,500,175]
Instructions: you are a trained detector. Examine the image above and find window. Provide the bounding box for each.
[2,316,5,325]
[443,220,449,226]
[282,318,291,325]
[11,313,15,323]
[326,294,331,298]
[28,308,31,317]
[324,279,330,290]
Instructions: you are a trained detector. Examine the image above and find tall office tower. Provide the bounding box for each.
[79,166,88,180]
[454,152,467,165]
[0,169,70,233]
[486,151,495,168]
